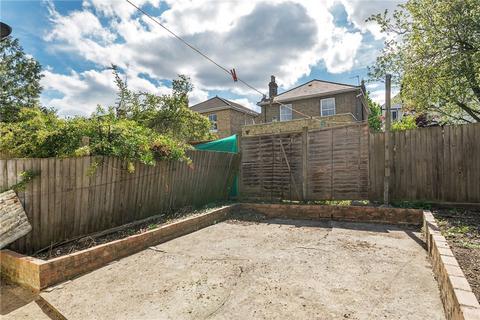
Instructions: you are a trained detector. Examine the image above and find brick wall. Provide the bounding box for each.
[424,211,480,319]
[1,206,234,291]
[202,109,257,138]
[201,109,231,138]
[230,109,256,136]
[260,90,363,123]
[241,114,356,136]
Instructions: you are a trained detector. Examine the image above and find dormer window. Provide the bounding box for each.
[320,98,336,116]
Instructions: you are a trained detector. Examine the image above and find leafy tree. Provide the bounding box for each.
[367,92,382,132]
[0,107,188,167]
[110,68,214,142]
[391,115,418,131]
[0,37,43,122]
[368,0,480,123]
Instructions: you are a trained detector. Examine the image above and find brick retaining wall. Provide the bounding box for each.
[0,206,233,291]
[238,203,423,225]
[423,211,480,320]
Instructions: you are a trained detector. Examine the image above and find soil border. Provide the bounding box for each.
[0,205,233,291]
[424,211,480,320]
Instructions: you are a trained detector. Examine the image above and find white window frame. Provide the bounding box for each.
[280,104,293,121]
[208,114,218,132]
[320,97,336,117]
[391,109,398,121]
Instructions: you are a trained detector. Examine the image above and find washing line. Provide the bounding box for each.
[124,0,367,124]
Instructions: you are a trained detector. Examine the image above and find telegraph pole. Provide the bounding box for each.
[383,74,392,205]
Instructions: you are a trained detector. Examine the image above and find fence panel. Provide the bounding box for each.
[369,123,480,203]
[0,150,239,254]
[240,123,369,201]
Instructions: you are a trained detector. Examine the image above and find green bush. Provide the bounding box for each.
[391,115,417,131]
[0,107,189,167]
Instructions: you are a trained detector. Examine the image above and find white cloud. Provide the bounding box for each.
[41,69,117,117]
[41,68,207,117]
[229,98,261,113]
[339,0,405,40]
[41,0,400,116]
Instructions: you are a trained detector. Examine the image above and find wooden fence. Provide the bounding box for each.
[369,123,480,203]
[0,150,240,254]
[240,123,369,201]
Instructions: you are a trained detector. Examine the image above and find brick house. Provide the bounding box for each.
[190,96,259,138]
[257,76,367,124]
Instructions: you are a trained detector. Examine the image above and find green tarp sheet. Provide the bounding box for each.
[194,135,238,196]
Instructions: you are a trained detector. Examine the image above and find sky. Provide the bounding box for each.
[1,0,403,117]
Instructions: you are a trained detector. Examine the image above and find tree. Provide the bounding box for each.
[0,106,188,166]
[0,37,43,122]
[111,68,214,142]
[366,92,382,132]
[368,0,480,123]
[391,115,418,131]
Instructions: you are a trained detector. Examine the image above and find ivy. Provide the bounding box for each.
[1,170,39,193]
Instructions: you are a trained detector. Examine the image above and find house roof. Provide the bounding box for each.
[190,96,259,116]
[259,79,360,105]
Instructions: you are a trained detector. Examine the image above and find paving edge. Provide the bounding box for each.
[0,205,234,291]
[423,211,480,320]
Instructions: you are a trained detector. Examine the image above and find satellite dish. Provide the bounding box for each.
[1,22,12,40]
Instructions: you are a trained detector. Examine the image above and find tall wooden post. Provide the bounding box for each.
[383,74,392,205]
[302,126,308,202]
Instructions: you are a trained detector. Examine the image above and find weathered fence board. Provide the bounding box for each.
[240,123,369,201]
[0,150,239,254]
[369,123,480,203]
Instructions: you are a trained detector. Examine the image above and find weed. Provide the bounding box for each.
[147,224,157,230]
[392,201,432,210]
[460,240,480,249]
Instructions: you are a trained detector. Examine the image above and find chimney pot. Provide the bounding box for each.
[269,75,278,98]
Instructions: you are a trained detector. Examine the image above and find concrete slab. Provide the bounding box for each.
[40,219,445,319]
[0,279,50,320]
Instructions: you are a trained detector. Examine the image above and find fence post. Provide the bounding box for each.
[302,126,308,201]
[384,74,392,205]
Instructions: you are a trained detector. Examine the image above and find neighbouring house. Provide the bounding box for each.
[382,95,404,122]
[242,76,367,136]
[258,76,367,123]
[190,96,260,138]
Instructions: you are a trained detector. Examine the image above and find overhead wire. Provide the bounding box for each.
[124,0,367,125]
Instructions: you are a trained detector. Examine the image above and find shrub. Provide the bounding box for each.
[0,107,189,167]
[391,115,417,131]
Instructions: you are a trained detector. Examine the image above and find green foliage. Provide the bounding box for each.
[1,170,38,193]
[111,67,214,142]
[366,92,382,132]
[0,107,189,166]
[391,115,418,131]
[368,0,480,123]
[391,200,432,210]
[0,37,43,122]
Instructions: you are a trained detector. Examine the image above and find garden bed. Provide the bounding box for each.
[433,208,480,301]
[33,205,227,260]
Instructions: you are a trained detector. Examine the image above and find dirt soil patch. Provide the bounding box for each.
[433,207,480,301]
[39,219,444,320]
[34,205,229,260]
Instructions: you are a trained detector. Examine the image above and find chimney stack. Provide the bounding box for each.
[269,75,278,98]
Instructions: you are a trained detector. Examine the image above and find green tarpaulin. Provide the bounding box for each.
[194,135,238,196]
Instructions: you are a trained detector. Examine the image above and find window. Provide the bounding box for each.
[320,98,336,117]
[280,104,292,121]
[391,110,398,121]
[208,114,218,131]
